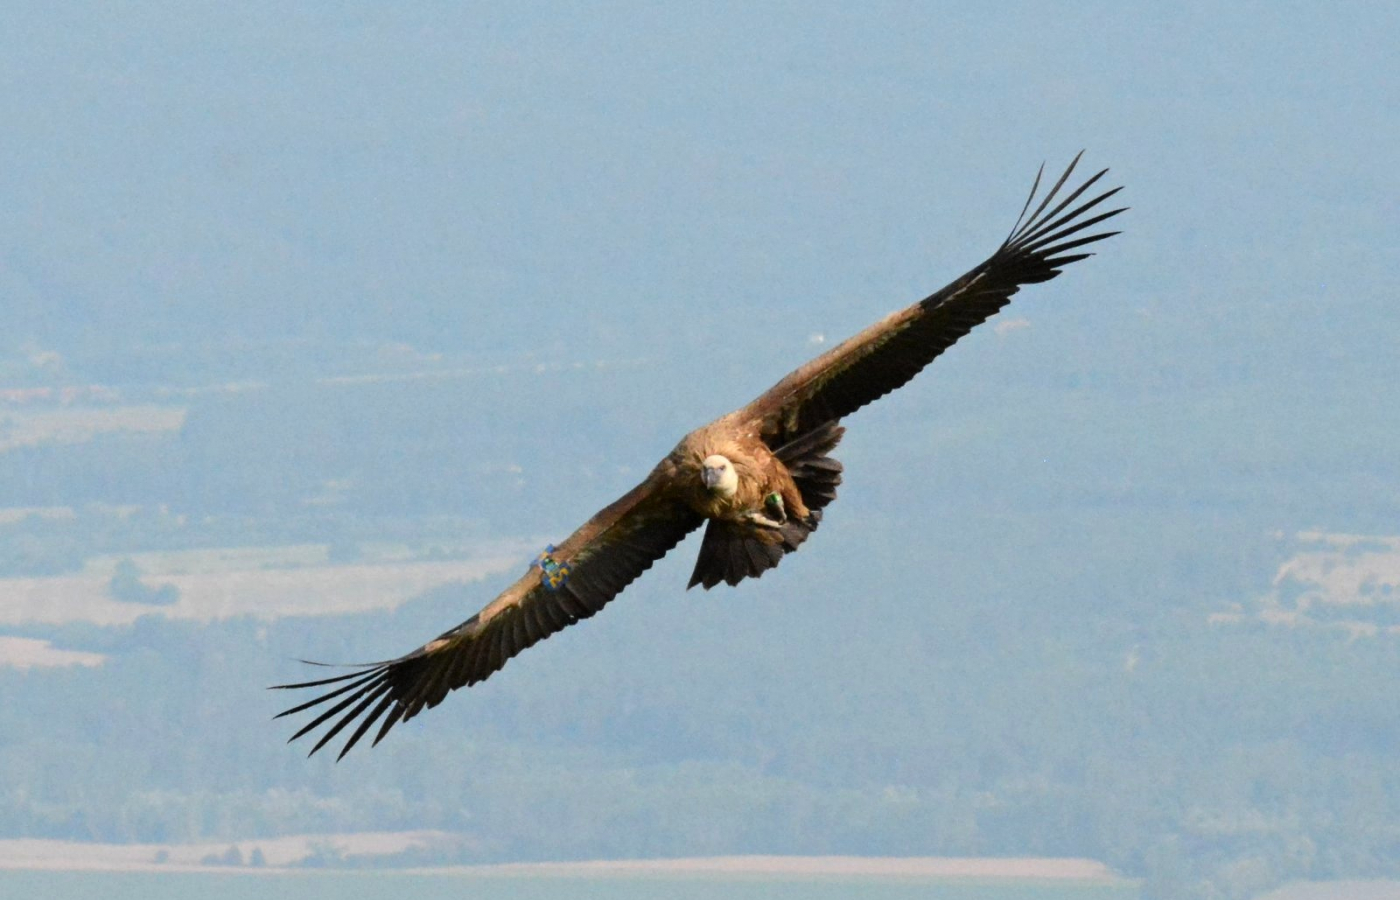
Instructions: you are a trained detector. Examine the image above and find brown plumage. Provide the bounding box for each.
[273,153,1125,758]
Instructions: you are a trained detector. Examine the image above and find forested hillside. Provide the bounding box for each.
[1,343,1397,900]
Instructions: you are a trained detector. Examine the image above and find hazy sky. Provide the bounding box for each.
[2,3,1393,376]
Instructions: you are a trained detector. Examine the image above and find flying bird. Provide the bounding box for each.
[275,153,1124,758]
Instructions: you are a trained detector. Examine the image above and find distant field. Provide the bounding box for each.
[0,869,1142,900]
[0,837,1142,900]
[1258,882,1400,900]
[0,636,105,670]
[0,835,1132,892]
[0,831,450,870]
[0,540,534,630]
[1211,530,1400,636]
[0,404,186,452]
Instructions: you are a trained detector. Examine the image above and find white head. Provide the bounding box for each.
[700,454,738,497]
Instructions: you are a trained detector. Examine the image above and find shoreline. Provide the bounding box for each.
[431,854,1124,883]
[0,836,1123,883]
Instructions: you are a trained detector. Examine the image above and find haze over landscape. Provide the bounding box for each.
[1,4,1396,899]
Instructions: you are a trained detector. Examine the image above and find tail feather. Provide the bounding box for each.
[687,510,822,589]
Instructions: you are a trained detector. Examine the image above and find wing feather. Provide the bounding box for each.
[745,153,1124,443]
[273,469,703,758]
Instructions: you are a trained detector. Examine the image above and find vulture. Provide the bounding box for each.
[275,153,1124,758]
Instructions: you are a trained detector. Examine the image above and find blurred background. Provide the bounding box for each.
[0,3,1396,898]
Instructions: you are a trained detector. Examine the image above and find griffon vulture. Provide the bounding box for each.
[275,153,1124,758]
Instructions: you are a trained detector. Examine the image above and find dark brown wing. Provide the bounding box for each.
[272,467,702,759]
[745,153,1124,443]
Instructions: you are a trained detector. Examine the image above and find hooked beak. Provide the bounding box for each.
[701,466,722,489]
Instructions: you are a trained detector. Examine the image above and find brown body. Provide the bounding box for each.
[672,415,810,526]
[276,154,1125,758]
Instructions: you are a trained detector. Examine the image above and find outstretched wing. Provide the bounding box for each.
[272,466,702,759]
[745,153,1124,443]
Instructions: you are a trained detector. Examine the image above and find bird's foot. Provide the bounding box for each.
[744,494,788,530]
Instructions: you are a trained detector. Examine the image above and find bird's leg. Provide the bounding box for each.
[763,491,787,524]
[743,493,788,530]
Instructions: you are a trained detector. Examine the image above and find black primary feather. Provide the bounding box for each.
[776,153,1124,441]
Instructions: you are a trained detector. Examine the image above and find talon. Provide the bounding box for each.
[743,509,786,529]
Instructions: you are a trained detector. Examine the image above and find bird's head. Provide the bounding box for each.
[700,454,738,497]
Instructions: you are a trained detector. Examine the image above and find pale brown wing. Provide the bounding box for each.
[745,153,1125,444]
[272,467,702,759]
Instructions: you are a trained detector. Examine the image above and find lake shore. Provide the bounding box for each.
[0,834,1122,883]
[441,855,1121,882]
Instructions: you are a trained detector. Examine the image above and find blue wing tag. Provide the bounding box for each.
[534,544,572,591]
